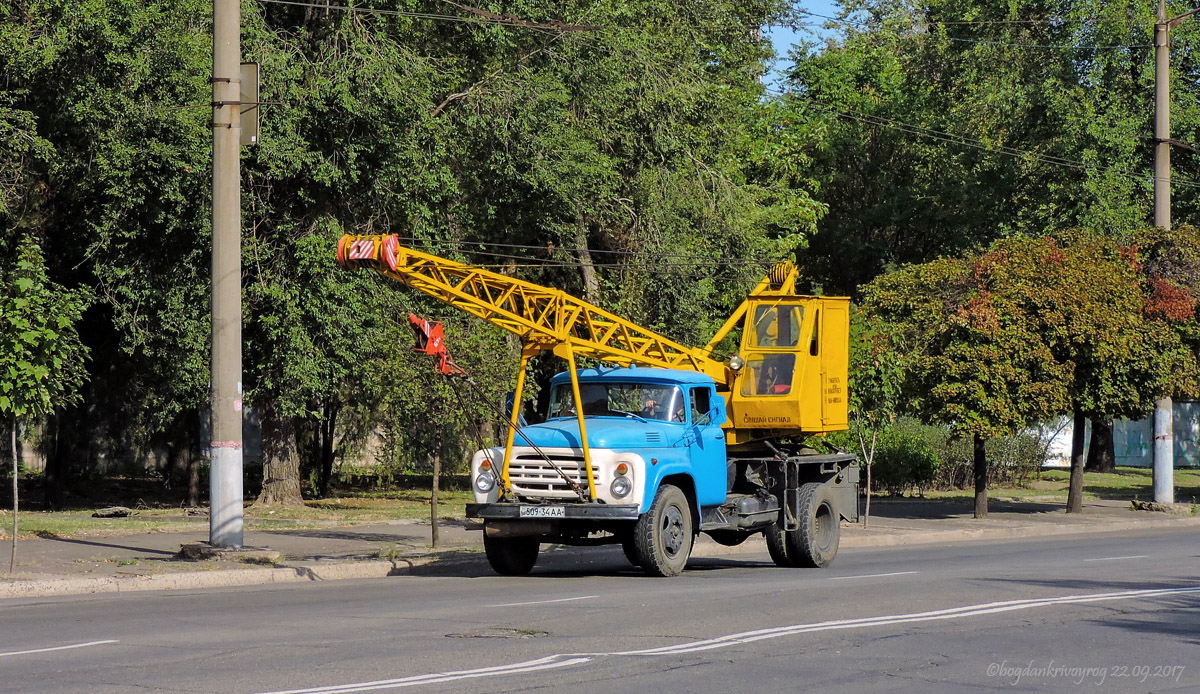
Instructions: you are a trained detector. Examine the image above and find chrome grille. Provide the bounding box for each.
[508,453,599,494]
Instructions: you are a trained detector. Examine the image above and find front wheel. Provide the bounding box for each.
[764,519,798,567]
[633,484,693,577]
[619,532,642,567]
[483,533,540,576]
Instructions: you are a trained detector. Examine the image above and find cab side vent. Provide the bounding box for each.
[645,432,662,444]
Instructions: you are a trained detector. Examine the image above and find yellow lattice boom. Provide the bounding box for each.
[337,234,730,383]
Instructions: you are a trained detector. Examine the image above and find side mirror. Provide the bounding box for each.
[704,401,727,426]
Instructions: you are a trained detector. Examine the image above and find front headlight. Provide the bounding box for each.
[474,471,496,493]
[611,476,632,498]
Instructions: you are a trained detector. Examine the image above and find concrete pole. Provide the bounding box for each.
[210,0,244,547]
[1153,0,1175,505]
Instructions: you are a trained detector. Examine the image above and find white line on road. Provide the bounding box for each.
[489,595,599,608]
[1082,555,1148,562]
[251,585,1200,694]
[0,640,119,658]
[829,571,919,581]
[253,656,593,694]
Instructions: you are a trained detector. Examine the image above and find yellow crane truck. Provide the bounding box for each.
[338,234,858,577]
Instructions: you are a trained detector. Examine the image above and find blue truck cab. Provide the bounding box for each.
[470,367,727,514]
[466,366,857,577]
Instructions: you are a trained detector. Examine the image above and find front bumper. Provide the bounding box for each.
[466,503,640,521]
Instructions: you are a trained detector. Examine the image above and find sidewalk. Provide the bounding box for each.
[2,497,1196,600]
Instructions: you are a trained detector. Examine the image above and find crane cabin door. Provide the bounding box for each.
[728,297,850,441]
[731,300,809,436]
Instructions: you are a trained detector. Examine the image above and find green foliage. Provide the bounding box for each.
[784,0,1200,296]
[861,227,1200,446]
[2,0,820,490]
[0,235,89,419]
[862,249,1069,440]
[871,425,940,495]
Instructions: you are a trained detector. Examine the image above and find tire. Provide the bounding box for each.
[633,484,693,577]
[483,533,540,576]
[620,533,642,567]
[785,482,840,568]
[706,529,753,547]
[763,518,798,567]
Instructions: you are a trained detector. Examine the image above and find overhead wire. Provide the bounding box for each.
[393,236,785,262]
[390,244,776,275]
[254,0,600,31]
[790,10,1153,50]
[761,88,1200,190]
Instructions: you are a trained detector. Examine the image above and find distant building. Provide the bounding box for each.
[1042,402,1199,468]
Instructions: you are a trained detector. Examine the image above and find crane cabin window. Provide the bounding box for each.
[748,304,803,349]
[739,354,797,397]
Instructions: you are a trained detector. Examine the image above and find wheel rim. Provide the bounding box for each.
[814,501,835,552]
[662,505,686,558]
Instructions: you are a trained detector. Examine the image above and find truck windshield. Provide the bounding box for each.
[548,382,686,422]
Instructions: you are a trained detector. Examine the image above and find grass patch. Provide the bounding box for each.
[1,488,475,540]
[922,466,1200,502]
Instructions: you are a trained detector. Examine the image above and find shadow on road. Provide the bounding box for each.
[401,545,771,579]
[971,575,1200,645]
[862,498,1066,520]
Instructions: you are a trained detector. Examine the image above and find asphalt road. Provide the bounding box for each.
[3,528,1198,694]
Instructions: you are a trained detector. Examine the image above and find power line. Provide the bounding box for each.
[394,243,776,271]
[790,11,1152,50]
[394,236,786,262]
[943,36,1150,49]
[829,104,1200,189]
[765,89,1200,190]
[254,0,599,31]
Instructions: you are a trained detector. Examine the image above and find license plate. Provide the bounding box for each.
[519,505,565,518]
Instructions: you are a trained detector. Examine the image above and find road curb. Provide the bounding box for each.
[3,516,1196,599]
[0,559,422,600]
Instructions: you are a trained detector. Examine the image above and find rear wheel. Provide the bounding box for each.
[483,533,540,576]
[633,484,693,577]
[786,482,840,568]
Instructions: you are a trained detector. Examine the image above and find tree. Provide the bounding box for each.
[984,232,1181,513]
[2,0,213,504]
[862,251,1070,518]
[1,0,827,503]
[846,308,905,526]
[782,0,1200,297]
[0,235,89,572]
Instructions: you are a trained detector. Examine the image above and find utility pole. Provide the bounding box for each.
[210,0,244,547]
[1150,1,1200,505]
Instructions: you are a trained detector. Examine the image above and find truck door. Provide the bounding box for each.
[687,386,727,505]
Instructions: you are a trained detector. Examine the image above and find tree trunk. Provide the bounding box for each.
[863,460,872,529]
[1067,410,1087,514]
[430,426,441,549]
[256,405,303,506]
[973,433,988,519]
[1085,417,1116,473]
[43,412,64,510]
[317,398,339,498]
[187,443,200,508]
[574,216,600,303]
[10,420,18,574]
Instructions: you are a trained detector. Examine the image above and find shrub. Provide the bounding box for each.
[872,426,940,496]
